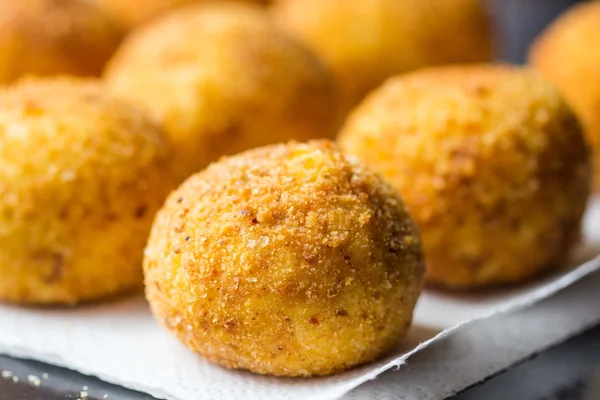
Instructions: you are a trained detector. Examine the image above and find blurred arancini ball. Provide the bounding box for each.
[96,0,271,30]
[144,140,424,376]
[0,77,176,305]
[104,2,338,182]
[339,65,591,290]
[529,1,600,189]
[0,0,124,84]
[271,0,493,113]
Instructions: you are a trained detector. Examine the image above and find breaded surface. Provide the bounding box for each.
[0,78,175,304]
[339,65,590,289]
[271,0,492,113]
[0,0,124,84]
[529,1,600,190]
[97,0,271,29]
[144,141,424,376]
[104,2,338,182]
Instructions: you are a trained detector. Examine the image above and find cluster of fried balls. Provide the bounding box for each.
[0,0,595,378]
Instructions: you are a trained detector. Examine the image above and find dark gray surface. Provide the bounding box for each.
[2,323,600,400]
[453,324,600,400]
[0,356,155,400]
[0,355,155,400]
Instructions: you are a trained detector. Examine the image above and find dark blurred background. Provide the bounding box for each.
[487,0,585,63]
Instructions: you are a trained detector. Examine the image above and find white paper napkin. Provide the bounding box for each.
[1,199,599,400]
[345,268,600,399]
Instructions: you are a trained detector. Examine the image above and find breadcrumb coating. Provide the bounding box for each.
[144,140,424,376]
[97,0,271,29]
[339,65,591,289]
[529,1,600,190]
[105,2,338,182]
[0,0,124,84]
[0,77,175,304]
[271,0,493,113]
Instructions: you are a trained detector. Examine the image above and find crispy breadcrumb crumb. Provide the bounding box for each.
[0,77,175,304]
[144,140,424,376]
[529,1,600,190]
[339,65,590,289]
[105,2,338,181]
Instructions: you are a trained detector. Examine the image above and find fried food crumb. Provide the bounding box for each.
[0,77,175,304]
[340,65,590,289]
[105,2,338,181]
[144,140,424,376]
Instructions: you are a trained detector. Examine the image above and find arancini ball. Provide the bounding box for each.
[0,78,175,304]
[105,2,338,182]
[271,0,493,113]
[529,1,600,189]
[0,0,124,84]
[144,141,424,376]
[96,0,271,29]
[339,65,590,290]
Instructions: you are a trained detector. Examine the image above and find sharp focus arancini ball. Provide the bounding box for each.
[105,2,338,182]
[144,141,424,376]
[339,65,591,290]
[0,0,124,84]
[271,0,493,112]
[97,0,271,29]
[0,78,175,305]
[529,1,600,189]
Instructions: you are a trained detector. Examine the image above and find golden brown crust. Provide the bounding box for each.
[144,140,424,376]
[97,0,272,29]
[105,2,338,182]
[0,77,176,304]
[339,65,591,289]
[0,0,124,84]
[271,0,493,113]
[529,1,600,190]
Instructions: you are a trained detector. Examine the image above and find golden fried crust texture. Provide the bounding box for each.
[0,78,176,304]
[0,0,124,84]
[144,141,424,376]
[271,0,493,113]
[104,2,338,182]
[529,1,600,190]
[339,65,591,289]
[97,0,272,29]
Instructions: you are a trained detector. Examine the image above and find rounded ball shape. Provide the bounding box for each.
[0,78,175,304]
[0,0,124,84]
[144,141,424,376]
[339,65,591,289]
[271,0,493,113]
[529,1,600,189]
[97,0,271,29]
[105,2,338,182]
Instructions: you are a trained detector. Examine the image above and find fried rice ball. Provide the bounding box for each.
[339,65,591,290]
[144,141,424,376]
[0,0,124,84]
[105,2,338,182]
[0,78,175,305]
[529,1,600,190]
[97,0,271,29]
[271,0,493,113]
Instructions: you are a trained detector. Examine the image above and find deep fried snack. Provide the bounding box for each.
[105,2,338,182]
[339,65,591,289]
[529,1,600,189]
[0,0,124,84]
[97,0,271,29]
[144,141,424,376]
[271,0,493,113]
[0,78,175,304]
